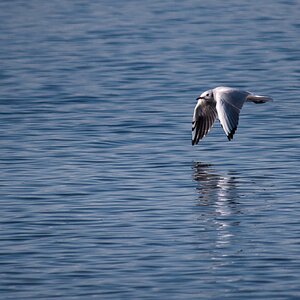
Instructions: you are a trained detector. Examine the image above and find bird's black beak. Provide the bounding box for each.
[196,96,204,101]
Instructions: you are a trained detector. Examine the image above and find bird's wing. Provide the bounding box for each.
[192,100,217,145]
[215,90,247,141]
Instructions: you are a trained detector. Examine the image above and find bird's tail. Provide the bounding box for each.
[246,94,273,104]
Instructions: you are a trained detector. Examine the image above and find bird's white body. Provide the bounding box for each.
[192,86,272,145]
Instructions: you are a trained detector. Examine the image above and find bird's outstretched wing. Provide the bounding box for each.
[214,89,247,141]
[192,100,217,145]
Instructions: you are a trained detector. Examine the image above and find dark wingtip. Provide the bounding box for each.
[192,138,199,146]
[227,127,237,141]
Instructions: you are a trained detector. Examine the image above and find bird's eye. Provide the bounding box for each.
[206,93,209,96]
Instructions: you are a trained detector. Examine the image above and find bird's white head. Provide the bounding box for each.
[196,89,214,101]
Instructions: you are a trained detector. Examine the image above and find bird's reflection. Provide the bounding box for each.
[193,161,239,211]
[192,161,241,251]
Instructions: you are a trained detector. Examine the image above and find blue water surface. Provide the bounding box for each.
[0,1,300,299]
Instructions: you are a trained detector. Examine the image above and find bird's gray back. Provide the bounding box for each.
[213,87,250,110]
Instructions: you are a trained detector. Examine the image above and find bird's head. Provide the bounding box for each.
[196,89,214,101]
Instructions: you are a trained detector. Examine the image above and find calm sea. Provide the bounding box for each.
[0,1,300,299]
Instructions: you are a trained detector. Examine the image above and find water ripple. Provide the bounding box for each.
[0,0,300,299]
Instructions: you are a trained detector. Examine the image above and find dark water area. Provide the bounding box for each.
[0,1,300,299]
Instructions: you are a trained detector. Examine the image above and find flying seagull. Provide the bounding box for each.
[192,86,273,145]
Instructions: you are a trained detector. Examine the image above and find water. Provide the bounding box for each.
[0,1,300,299]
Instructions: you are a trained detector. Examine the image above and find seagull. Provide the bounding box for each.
[192,86,273,145]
